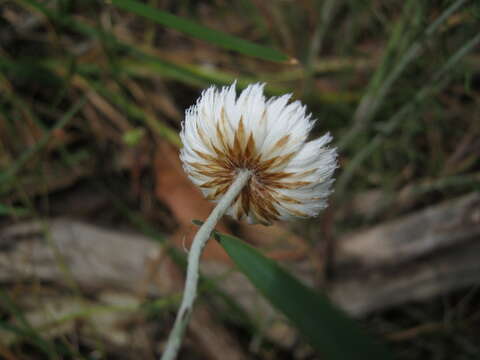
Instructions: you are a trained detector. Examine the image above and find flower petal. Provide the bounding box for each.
[180,82,337,224]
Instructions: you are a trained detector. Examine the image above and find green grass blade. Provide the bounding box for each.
[336,31,480,196]
[338,0,469,150]
[0,204,30,217]
[109,0,290,62]
[0,290,57,358]
[0,97,86,188]
[81,77,181,146]
[214,231,392,359]
[0,321,55,356]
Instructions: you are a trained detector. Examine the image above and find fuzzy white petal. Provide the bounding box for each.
[180,82,337,224]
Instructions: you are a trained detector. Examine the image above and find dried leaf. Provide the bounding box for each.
[154,142,231,262]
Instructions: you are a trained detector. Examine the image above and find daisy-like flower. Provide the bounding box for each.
[180,82,337,225]
[163,83,337,360]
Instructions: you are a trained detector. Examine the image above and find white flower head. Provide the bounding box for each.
[180,82,337,225]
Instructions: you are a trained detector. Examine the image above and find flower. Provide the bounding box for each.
[180,83,337,225]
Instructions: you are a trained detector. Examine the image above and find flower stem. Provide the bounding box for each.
[161,169,251,360]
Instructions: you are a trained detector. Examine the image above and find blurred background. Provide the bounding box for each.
[1,0,479,359]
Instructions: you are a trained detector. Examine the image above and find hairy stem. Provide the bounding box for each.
[161,169,252,360]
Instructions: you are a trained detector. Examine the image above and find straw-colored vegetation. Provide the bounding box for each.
[1,0,479,359]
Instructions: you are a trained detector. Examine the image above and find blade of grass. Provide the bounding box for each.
[122,57,359,103]
[18,0,118,44]
[302,0,339,95]
[109,0,291,63]
[81,77,181,146]
[6,296,180,339]
[0,320,56,357]
[0,57,61,87]
[17,0,355,106]
[338,0,469,150]
[0,97,86,190]
[0,290,58,358]
[0,319,88,360]
[336,31,480,196]
[0,204,30,217]
[214,230,393,359]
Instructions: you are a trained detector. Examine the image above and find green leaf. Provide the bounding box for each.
[215,231,393,359]
[109,0,290,63]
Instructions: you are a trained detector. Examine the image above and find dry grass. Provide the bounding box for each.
[1,0,479,359]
